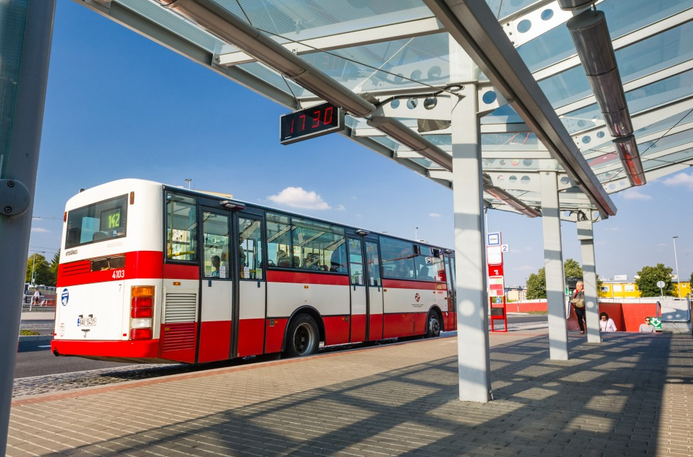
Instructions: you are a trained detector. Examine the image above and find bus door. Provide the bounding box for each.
[444,254,457,330]
[233,214,266,358]
[198,209,233,363]
[347,237,367,342]
[365,238,384,341]
[347,236,384,342]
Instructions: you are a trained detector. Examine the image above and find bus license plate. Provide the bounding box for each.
[78,316,97,327]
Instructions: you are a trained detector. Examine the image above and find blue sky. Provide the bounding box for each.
[28,0,693,287]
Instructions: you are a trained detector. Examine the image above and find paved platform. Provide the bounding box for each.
[7,329,693,456]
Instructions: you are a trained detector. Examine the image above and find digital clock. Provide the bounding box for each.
[280,102,345,145]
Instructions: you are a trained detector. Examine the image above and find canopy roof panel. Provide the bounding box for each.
[78,0,693,220]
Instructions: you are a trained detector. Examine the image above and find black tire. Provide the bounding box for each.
[425,311,442,338]
[284,314,320,357]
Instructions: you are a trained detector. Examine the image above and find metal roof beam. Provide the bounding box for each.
[424,0,617,216]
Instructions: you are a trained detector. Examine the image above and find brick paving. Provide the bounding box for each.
[7,330,693,456]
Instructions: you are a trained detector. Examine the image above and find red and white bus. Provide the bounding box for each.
[51,179,457,363]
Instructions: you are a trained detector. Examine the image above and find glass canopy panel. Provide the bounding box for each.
[299,34,450,94]
[641,127,693,156]
[517,0,693,73]
[215,0,433,42]
[485,0,544,19]
[641,147,693,172]
[562,66,693,136]
[122,0,223,52]
[236,62,305,97]
[626,69,693,115]
[481,105,525,125]
[539,21,693,110]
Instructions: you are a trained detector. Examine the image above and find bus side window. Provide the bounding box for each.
[166,193,198,261]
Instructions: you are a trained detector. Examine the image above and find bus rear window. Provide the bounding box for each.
[65,195,128,248]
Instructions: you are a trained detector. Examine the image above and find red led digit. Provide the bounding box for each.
[312,110,320,128]
[289,119,295,134]
[299,114,306,131]
[324,106,333,124]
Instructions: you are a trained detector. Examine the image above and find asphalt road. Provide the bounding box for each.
[15,314,548,379]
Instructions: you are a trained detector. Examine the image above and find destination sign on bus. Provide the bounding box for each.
[101,207,122,230]
[280,102,344,145]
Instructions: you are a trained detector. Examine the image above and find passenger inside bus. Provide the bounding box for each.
[277,249,290,267]
[304,253,321,270]
[210,255,221,277]
[418,264,432,280]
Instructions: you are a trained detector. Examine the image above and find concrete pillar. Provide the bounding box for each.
[450,46,490,401]
[0,0,55,453]
[540,171,569,360]
[578,210,601,343]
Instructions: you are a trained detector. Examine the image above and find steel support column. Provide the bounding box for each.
[540,171,569,360]
[452,78,491,402]
[0,0,55,453]
[578,211,601,343]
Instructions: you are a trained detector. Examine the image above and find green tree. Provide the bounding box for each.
[526,268,546,299]
[525,259,586,300]
[636,264,675,297]
[564,258,583,281]
[26,253,51,286]
[48,252,60,286]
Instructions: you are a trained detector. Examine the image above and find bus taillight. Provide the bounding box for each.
[130,286,154,340]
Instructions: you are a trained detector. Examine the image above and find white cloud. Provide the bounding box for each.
[663,172,693,190]
[336,204,346,211]
[31,227,49,233]
[429,212,442,218]
[622,188,652,200]
[268,187,330,210]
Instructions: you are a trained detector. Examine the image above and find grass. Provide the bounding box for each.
[527,311,548,315]
[19,330,41,336]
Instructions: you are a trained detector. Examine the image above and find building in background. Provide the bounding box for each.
[598,277,690,299]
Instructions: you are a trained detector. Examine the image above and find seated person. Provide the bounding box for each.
[639,317,656,333]
[599,312,617,332]
[304,253,321,270]
[277,250,290,267]
[418,265,432,280]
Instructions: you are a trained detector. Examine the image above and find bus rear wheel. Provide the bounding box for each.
[426,311,441,338]
[284,314,319,358]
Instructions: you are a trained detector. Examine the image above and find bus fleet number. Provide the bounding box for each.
[112,269,125,279]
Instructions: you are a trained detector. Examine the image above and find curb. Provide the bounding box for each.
[18,335,53,342]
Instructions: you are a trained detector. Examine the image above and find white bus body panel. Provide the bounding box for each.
[267,282,349,317]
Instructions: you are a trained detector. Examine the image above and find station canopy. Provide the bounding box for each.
[78,0,693,221]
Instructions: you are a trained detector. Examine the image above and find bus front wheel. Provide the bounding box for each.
[426,311,442,338]
[284,314,320,357]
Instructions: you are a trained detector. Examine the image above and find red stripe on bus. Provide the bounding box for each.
[197,321,232,363]
[383,312,427,338]
[350,314,366,342]
[324,315,350,345]
[265,318,288,354]
[382,279,445,290]
[369,314,384,341]
[163,263,199,280]
[50,339,160,360]
[237,319,266,357]
[57,251,164,287]
[267,270,349,285]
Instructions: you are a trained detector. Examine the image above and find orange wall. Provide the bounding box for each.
[512,301,658,332]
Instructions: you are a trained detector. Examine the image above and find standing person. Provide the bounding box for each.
[571,280,586,334]
[599,312,617,332]
[639,317,656,333]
